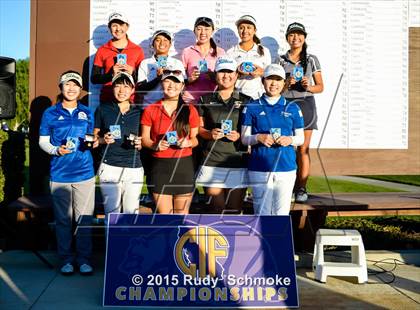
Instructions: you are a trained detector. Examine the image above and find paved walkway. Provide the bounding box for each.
[1,250,419,309]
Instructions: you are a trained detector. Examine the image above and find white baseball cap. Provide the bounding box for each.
[235,15,257,27]
[112,71,135,86]
[215,56,237,72]
[108,12,129,25]
[59,72,82,87]
[263,64,286,79]
[151,29,172,44]
[161,60,186,83]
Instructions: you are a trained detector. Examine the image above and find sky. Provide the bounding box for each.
[0,0,30,60]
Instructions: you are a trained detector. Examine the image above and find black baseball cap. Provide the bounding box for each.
[285,22,307,37]
[194,17,214,29]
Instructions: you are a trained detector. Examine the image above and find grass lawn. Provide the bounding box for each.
[306,176,402,193]
[5,169,407,202]
[357,175,420,187]
[193,176,402,196]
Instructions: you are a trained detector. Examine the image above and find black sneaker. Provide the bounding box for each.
[295,188,308,203]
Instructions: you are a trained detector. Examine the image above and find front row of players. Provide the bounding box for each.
[39,57,304,274]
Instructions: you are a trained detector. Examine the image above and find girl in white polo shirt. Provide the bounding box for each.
[137,30,185,107]
[227,15,272,100]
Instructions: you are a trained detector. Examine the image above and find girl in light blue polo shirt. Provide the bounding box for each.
[241,64,304,215]
[39,71,95,275]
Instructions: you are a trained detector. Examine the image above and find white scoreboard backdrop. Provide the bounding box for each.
[89,0,420,149]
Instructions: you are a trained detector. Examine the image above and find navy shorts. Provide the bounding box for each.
[286,96,318,130]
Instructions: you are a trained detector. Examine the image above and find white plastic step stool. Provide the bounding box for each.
[312,229,368,283]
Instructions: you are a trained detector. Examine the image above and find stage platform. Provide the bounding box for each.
[4,191,420,252]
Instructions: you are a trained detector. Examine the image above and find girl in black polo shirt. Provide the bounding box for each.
[196,56,250,213]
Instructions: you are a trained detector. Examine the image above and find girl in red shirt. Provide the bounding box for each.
[91,12,144,103]
[141,62,199,214]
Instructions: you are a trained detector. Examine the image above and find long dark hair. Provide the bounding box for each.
[173,96,191,137]
[299,42,308,74]
[252,34,264,56]
[209,37,218,57]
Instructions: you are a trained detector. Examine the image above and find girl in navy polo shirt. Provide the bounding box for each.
[241,64,304,215]
[277,22,324,203]
[39,71,95,275]
[94,72,143,219]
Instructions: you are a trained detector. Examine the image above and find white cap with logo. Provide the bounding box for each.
[235,15,257,27]
[112,71,135,86]
[161,60,186,83]
[59,72,83,87]
[263,64,286,80]
[151,29,172,44]
[215,56,237,72]
[108,12,129,25]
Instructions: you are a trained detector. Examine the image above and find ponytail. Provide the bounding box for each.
[299,42,308,74]
[174,97,191,137]
[253,35,264,56]
[210,38,218,57]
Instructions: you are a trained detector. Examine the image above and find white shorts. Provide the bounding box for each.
[195,165,248,189]
[98,163,144,215]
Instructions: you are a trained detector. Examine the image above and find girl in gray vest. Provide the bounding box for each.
[277,22,324,203]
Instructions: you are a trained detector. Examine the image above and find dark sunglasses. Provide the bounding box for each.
[163,70,182,75]
[194,17,214,27]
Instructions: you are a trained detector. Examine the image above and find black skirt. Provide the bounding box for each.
[151,156,195,195]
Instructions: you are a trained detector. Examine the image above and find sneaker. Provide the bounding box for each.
[79,263,93,275]
[295,188,308,203]
[244,192,253,203]
[60,263,74,275]
[192,194,200,204]
[291,192,295,203]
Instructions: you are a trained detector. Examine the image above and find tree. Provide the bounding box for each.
[0,58,29,203]
[11,58,30,130]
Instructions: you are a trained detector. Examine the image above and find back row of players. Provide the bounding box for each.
[39,13,323,274]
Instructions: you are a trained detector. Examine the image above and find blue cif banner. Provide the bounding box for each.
[103,214,299,308]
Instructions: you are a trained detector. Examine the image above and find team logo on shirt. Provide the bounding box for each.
[78,112,87,120]
[282,111,292,117]
[234,101,242,108]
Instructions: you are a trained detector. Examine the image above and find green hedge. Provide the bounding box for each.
[325,216,420,250]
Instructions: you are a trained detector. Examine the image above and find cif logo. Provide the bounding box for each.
[174,226,229,278]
